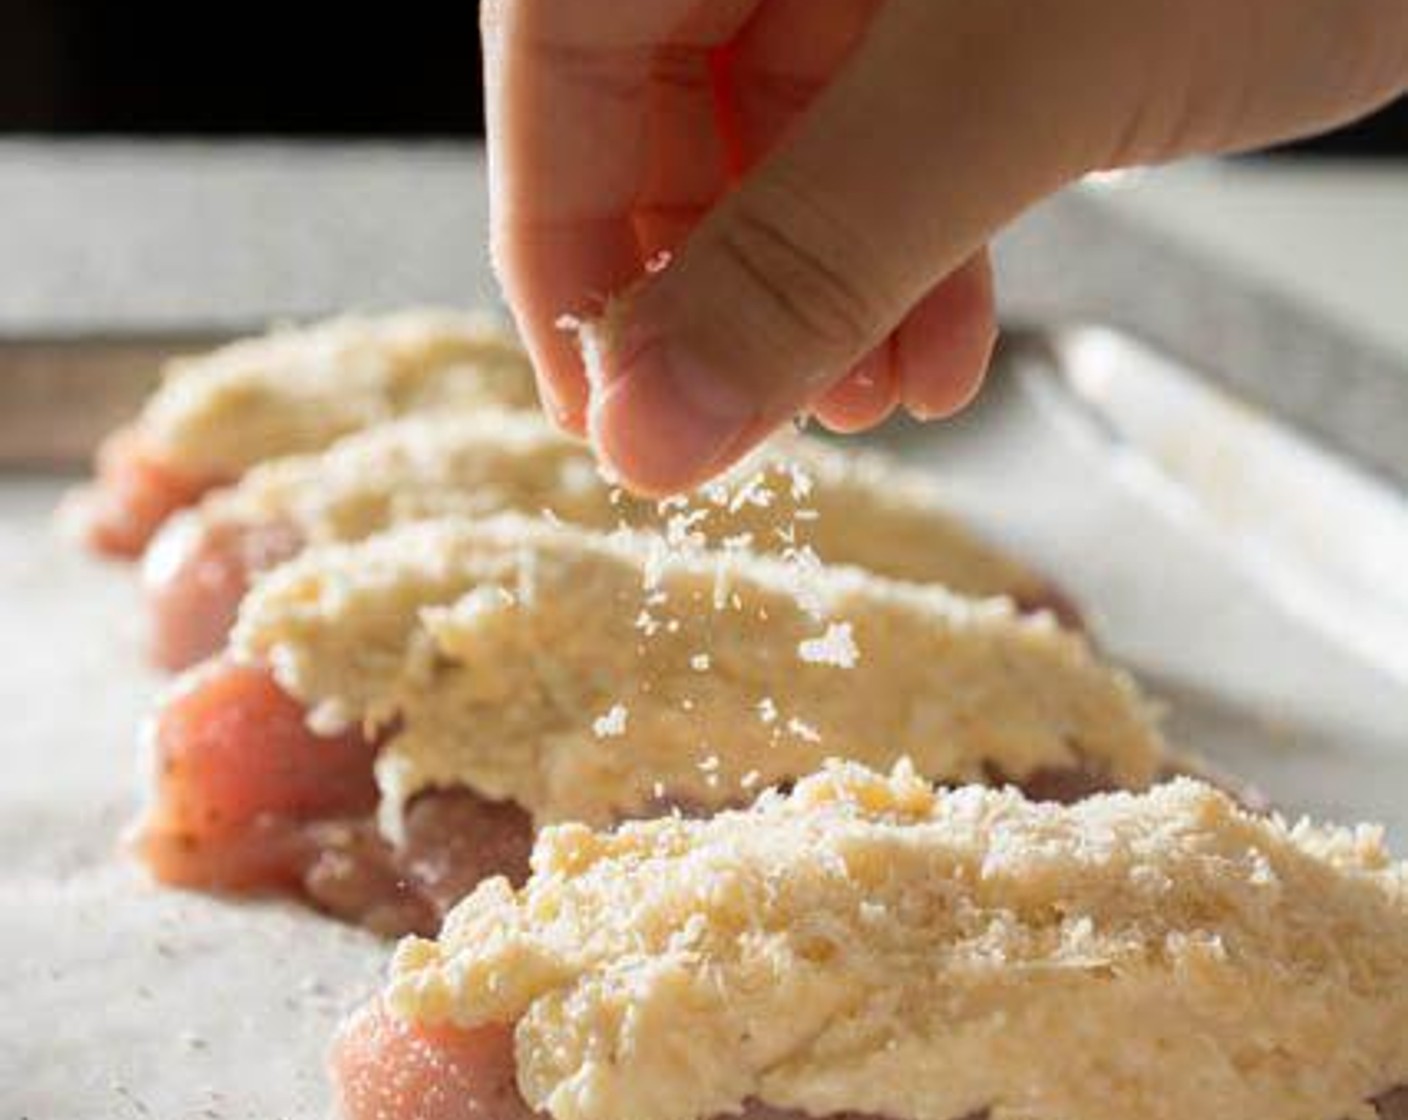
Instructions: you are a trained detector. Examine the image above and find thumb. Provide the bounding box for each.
[585,0,1101,495]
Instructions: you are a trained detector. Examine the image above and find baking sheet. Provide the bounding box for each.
[0,482,386,1117]
[0,333,236,468]
[3,331,1406,1117]
[882,330,1408,829]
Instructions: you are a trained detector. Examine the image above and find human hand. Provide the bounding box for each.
[484,0,1408,494]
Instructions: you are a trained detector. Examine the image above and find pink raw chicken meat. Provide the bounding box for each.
[136,662,531,936]
[75,428,225,559]
[143,518,305,671]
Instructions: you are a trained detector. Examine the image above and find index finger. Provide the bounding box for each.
[483,0,759,430]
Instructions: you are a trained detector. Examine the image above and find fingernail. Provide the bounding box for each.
[588,338,756,495]
[905,321,998,421]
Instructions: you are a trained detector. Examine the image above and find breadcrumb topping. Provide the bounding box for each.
[135,309,537,476]
[232,515,1164,830]
[387,762,1408,1120]
[177,397,1058,612]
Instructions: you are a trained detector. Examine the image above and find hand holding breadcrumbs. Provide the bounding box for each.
[484,0,1408,494]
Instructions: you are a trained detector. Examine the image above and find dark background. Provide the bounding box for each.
[2,0,1405,155]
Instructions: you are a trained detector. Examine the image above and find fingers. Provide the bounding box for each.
[811,247,996,436]
[735,0,987,437]
[897,250,997,421]
[813,344,898,434]
[588,0,1082,492]
[727,0,881,162]
[484,0,759,431]
[813,250,994,433]
[483,1,647,429]
[631,46,726,262]
[502,224,643,431]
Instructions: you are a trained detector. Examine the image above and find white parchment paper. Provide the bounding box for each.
[0,481,384,1119]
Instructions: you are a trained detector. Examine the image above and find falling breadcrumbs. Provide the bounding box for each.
[592,704,628,739]
[798,621,860,668]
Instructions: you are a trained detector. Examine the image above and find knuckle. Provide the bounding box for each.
[649,44,710,90]
[710,178,890,355]
[529,40,645,105]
